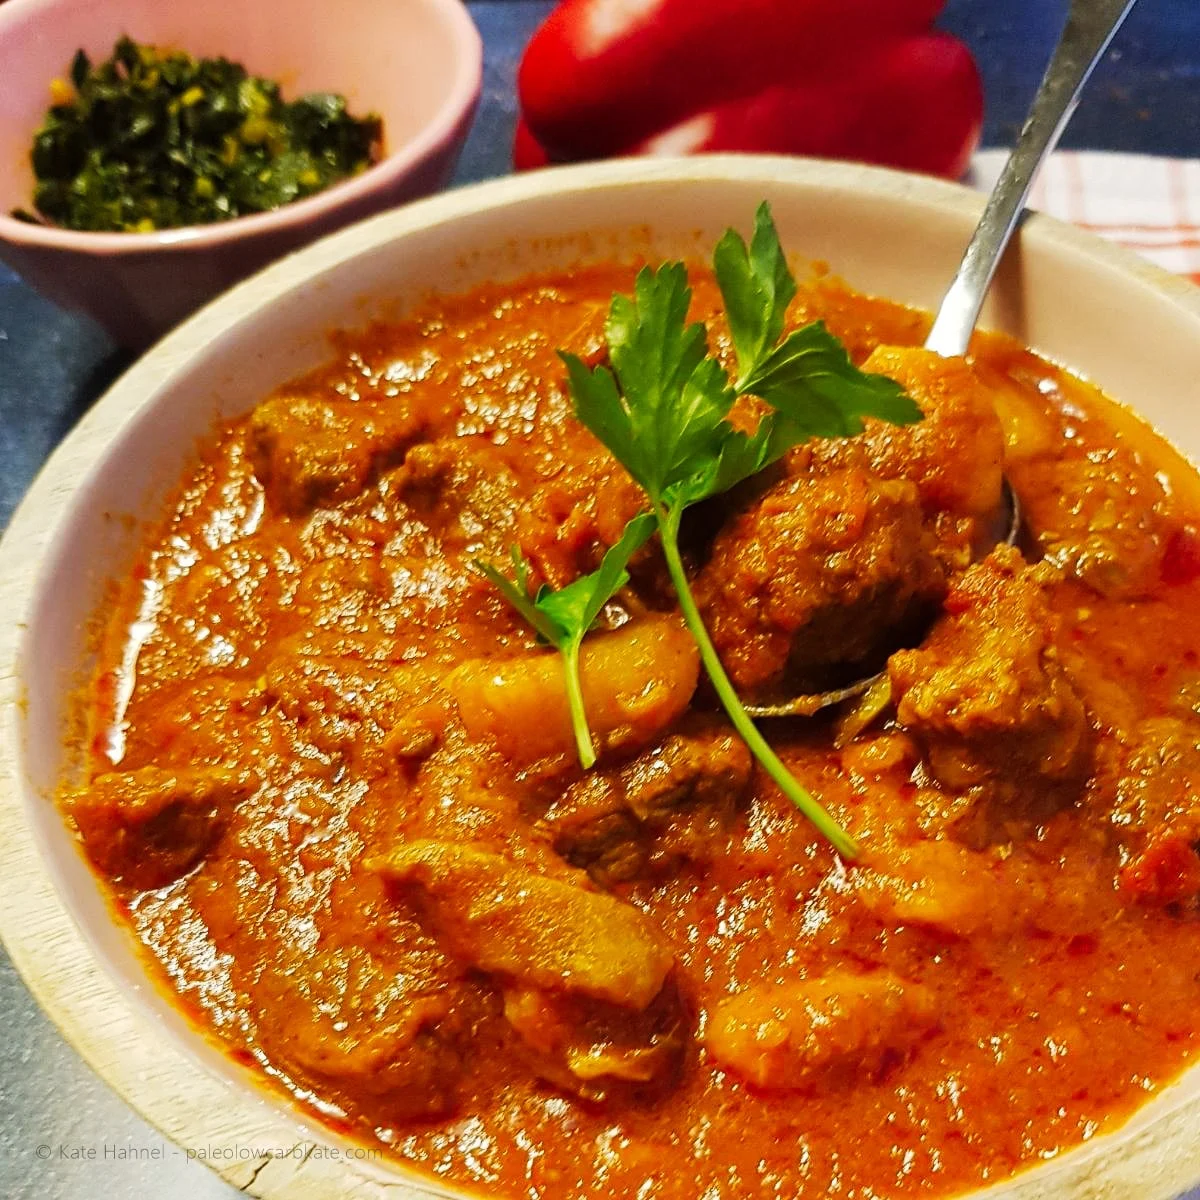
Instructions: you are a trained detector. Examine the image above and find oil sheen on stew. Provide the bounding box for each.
[67,262,1200,1199]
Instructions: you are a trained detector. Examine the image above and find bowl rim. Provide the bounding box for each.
[4,154,1200,1199]
[0,0,483,254]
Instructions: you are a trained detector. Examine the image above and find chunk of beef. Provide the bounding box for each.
[248,392,425,515]
[262,653,446,766]
[542,724,752,884]
[699,346,1009,698]
[253,944,476,1121]
[444,616,700,768]
[888,545,1089,790]
[705,969,937,1091]
[783,346,1008,583]
[855,839,1001,938]
[373,840,687,1103]
[1010,447,1173,600]
[697,466,945,694]
[69,765,255,889]
[502,983,686,1102]
[1111,717,1200,905]
[371,841,675,1009]
[386,435,530,552]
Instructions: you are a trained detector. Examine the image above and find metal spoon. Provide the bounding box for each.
[746,0,1138,719]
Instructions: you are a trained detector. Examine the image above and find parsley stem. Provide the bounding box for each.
[562,637,598,769]
[654,503,859,860]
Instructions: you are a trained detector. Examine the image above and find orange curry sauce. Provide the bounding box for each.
[67,264,1200,1198]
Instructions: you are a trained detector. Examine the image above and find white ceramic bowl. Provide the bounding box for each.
[2,157,1200,1199]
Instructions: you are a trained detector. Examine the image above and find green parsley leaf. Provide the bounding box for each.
[703,411,807,502]
[536,512,657,641]
[566,261,738,502]
[713,200,798,388]
[741,320,923,434]
[714,204,922,429]
[473,546,562,647]
[474,512,656,768]
[568,204,919,522]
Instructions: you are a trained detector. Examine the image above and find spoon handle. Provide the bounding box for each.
[925,0,1138,358]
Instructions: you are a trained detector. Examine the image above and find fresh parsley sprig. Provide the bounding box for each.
[560,203,921,858]
[474,513,655,769]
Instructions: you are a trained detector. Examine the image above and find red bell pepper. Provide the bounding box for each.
[519,0,949,160]
[516,0,983,180]
[632,33,982,179]
[513,115,551,172]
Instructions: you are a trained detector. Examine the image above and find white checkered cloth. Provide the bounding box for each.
[971,149,1200,282]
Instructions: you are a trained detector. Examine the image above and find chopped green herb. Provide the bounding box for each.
[474,513,656,769]
[18,36,382,232]
[562,203,921,858]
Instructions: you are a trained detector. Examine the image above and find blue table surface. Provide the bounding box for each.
[1,2,1198,1197]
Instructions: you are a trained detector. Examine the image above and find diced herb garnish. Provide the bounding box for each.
[474,513,656,769]
[18,36,382,232]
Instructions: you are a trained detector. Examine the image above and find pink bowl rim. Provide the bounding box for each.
[0,0,483,256]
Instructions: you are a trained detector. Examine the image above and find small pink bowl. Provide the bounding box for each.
[0,0,482,347]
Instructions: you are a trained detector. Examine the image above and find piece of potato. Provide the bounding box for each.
[855,839,999,938]
[706,969,937,1091]
[443,616,700,765]
[372,840,675,1009]
[857,344,1006,522]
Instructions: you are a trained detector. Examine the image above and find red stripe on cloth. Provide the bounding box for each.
[1071,221,1200,235]
[1063,153,1087,226]
[1169,158,1193,228]
[1087,234,1200,251]
[1030,163,1047,211]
